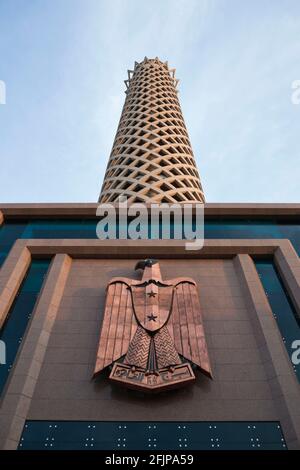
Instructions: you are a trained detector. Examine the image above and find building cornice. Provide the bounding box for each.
[0,202,300,220]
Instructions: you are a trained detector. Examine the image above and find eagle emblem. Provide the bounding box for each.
[93,259,212,392]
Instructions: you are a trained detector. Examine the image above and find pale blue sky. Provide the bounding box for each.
[0,0,299,203]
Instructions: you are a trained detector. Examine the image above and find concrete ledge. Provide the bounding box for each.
[0,202,300,219]
[23,238,281,258]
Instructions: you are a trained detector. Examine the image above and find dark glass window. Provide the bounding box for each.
[205,219,300,255]
[0,260,50,395]
[0,218,300,269]
[0,221,27,267]
[19,421,286,450]
[22,219,97,239]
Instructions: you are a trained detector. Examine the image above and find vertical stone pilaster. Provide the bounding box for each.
[0,254,72,450]
[234,254,300,450]
[0,240,31,329]
[274,240,300,318]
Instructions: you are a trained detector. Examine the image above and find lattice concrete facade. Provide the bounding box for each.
[99,57,205,204]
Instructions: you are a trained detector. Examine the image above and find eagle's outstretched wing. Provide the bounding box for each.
[93,278,137,376]
[167,279,212,378]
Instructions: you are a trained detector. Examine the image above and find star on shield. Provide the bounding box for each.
[147,313,157,322]
[147,291,156,298]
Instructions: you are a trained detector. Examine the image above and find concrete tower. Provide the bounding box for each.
[99,57,205,204]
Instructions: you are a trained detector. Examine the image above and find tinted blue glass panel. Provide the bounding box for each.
[205,220,300,255]
[0,221,27,267]
[255,261,300,382]
[21,219,97,239]
[0,220,97,268]
[19,421,286,450]
[1,219,300,268]
[0,260,50,395]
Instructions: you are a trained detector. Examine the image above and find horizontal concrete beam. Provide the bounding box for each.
[24,238,281,258]
[0,203,300,219]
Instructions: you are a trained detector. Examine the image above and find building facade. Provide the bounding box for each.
[0,58,300,450]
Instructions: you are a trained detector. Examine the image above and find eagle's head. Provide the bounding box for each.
[135,259,158,271]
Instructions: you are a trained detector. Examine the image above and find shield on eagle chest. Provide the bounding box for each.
[131,282,174,332]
